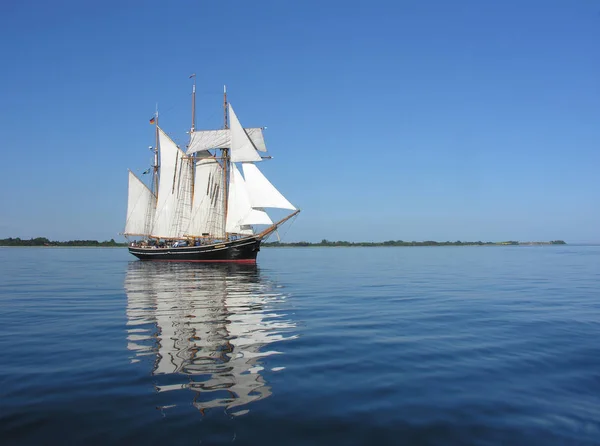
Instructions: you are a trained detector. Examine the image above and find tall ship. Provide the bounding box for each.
[124,79,300,262]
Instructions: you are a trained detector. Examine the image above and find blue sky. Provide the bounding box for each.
[1,0,598,243]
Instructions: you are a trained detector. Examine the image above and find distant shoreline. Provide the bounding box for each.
[0,237,126,247]
[263,240,567,247]
[0,245,126,248]
[1,237,567,248]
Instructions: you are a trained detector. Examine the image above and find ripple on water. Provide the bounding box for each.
[124,261,297,417]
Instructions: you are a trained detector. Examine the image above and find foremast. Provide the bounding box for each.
[123,108,159,239]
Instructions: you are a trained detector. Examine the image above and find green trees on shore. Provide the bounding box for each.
[263,239,566,247]
[0,237,127,247]
[0,237,566,248]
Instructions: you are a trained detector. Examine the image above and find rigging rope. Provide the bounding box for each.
[275,212,299,242]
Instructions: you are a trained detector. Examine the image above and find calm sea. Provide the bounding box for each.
[1,246,599,445]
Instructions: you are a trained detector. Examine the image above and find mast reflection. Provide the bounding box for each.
[125,262,296,416]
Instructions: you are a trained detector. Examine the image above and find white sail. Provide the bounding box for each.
[226,164,272,234]
[152,128,189,239]
[187,158,225,237]
[242,163,296,210]
[245,128,267,152]
[175,155,193,236]
[187,127,266,155]
[124,170,156,236]
[229,105,262,163]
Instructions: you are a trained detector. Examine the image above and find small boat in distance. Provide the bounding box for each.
[124,79,300,263]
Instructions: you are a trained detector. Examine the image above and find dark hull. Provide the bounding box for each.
[128,237,261,263]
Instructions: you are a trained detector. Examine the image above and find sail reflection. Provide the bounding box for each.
[125,262,297,416]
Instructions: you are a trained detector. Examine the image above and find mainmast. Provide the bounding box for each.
[153,106,159,196]
[189,74,197,211]
[223,85,228,130]
[190,73,196,132]
[223,85,229,239]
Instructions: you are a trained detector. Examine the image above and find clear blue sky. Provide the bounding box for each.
[1,0,598,243]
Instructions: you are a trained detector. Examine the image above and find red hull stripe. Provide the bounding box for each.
[144,259,257,264]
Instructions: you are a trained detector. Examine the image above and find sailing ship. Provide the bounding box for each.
[124,80,300,262]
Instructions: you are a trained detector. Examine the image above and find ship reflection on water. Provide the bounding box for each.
[124,262,297,416]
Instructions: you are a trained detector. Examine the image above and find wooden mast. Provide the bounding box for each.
[190,74,196,132]
[148,105,159,242]
[222,85,229,240]
[153,106,159,196]
[223,85,228,129]
[189,74,196,221]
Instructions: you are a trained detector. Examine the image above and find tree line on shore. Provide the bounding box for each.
[263,239,567,247]
[0,237,127,247]
[0,237,566,247]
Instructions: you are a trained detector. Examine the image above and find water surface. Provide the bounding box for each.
[1,246,599,445]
